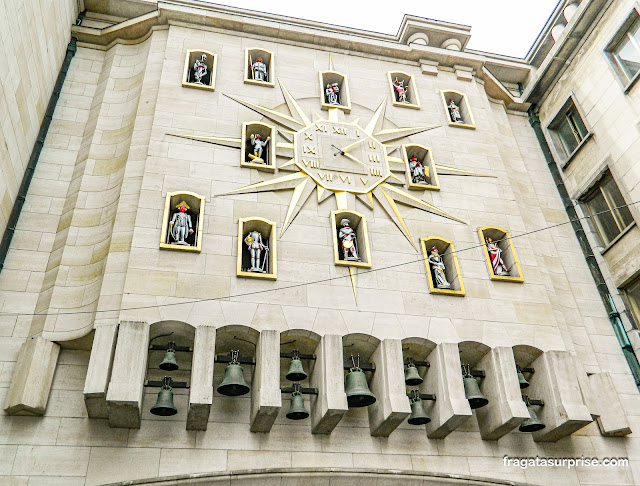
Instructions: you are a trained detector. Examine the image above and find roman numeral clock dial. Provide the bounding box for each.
[294,121,389,194]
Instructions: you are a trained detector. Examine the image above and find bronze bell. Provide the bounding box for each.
[345,367,376,408]
[159,342,179,371]
[286,354,308,382]
[517,365,529,389]
[286,388,309,420]
[519,398,545,432]
[462,366,488,409]
[217,362,250,396]
[407,393,430,425]
[405,362,423,386]
[150,377,178,416]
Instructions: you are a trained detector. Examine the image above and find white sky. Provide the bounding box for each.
[211,0,561,58]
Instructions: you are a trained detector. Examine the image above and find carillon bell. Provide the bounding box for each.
[159,342,179,371]
[345,367,376,408]
[462,365,488,409]
[286,351,308,382]
[517,365,529,389]
[519,397,545,432]
[286,386,309,420]
[404,361,423,386]
[150,377,178,416]
[407,392,430,425]
[217,351,250,396]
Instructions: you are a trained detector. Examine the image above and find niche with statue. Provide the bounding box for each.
[420,237,465,296]
[388,71,421,109]
[159,191,205,252]
[244,47,275,87]
[319,70,351,112]
[402,144,439,191]
[440,90,476,129]
[478,226,524,282]
[182,49,217,90]
[237,217,277,279]
[241,121,276,171]
[331,210,371,268]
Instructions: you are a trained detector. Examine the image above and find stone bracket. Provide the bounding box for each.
[187,324,216,431]
[250,329,282,432]
[311,334,349,434]
[528,350,592,442]
[4,336,60,415]
[589,372,632,437]
[475,346,529,440]
[106,320,149,428]
[84,323,118,418]
[424,342,472,439]
[368,339,411,437]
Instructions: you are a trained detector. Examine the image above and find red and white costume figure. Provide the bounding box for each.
[448,99,463,123]
[409,155,429,185]
[169,202,194,245]
[251,57,268,82]
[248,133,271,164]
[192,54,208,85]
[392,78,409,103]
[325,83,340,105]
[486,237,510,276]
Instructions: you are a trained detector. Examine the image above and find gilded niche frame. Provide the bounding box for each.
[244,47,275,88]
[182,49,218,91]
[331,210,372,269]
[160,191,206,252]
[388,71,421,109]
[440,89,476,129]
[478,226,524,282]
[241,121,277,172]
[420,237,465,296]
[402,144,440,191]
[237,217,277,280]
[319,70,351,113]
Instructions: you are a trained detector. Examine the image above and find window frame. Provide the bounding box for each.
[546,94,592,168]
[579,171,635,249]
[621,276,640,330]
[605,7,640,93]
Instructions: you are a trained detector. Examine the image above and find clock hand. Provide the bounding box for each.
[339,138,366,153]
[330,144,344,156]
[342,152,367,168]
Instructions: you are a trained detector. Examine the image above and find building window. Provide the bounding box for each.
[582,173,634,246]
[606,9,640,88]
[548,98,589,160]
[623,278,640,329]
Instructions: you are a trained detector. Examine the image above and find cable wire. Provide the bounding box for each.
[1,200,637,318]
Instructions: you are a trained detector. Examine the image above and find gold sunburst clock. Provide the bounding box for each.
[169,79,494,301]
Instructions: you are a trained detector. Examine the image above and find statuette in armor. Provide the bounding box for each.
[191,54,208,85]
[486,237,510,276]
[250,56,268,82]
[392,77,409,103]
[169,202,194,245]
[448,99,463,123]
[325,83,340,105]
[244,231,269,273]
[409,155,430,185]
[338,219,359,261]
[248,134,271,164]
[428,246,451,289]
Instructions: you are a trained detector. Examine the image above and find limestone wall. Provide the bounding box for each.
[0,12,638,486]
[0,0,77,237]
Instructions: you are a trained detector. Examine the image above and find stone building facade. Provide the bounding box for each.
[0,0,639,485]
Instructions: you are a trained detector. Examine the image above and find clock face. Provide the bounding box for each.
[294,120,389,194]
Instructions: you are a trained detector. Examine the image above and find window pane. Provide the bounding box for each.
[556,119,579,155]
[614,19,640,80]
[602,176,634,228]
[586,190,621,244]
[568,109,588,139]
